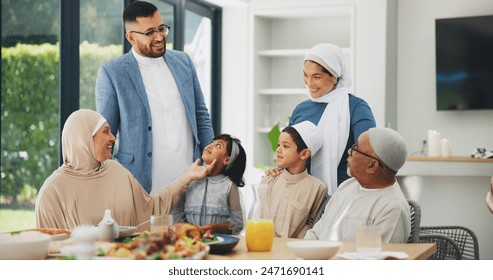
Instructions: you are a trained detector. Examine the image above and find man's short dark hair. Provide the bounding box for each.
[123,1,158,23]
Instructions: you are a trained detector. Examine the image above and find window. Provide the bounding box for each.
[149,0,222,131]
[79,0,124,110]
[1,0,60,210]
[0,0,221,226]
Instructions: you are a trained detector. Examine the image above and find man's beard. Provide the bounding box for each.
[137,40,166,58]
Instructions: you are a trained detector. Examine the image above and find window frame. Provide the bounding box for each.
[59,0,222,164]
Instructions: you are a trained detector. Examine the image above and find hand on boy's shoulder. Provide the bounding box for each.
[264,167,283,177]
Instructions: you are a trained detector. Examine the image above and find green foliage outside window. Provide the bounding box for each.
[1,43,120,207]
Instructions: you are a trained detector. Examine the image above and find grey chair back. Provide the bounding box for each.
[407,199,421,243]
[419,225,480,260]
[313,193,330,225]
[419,234,461,260]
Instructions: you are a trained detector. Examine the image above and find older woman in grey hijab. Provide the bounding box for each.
[35,109,214,230]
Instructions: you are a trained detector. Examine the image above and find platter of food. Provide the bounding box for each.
[102,223,209,260]
[52,223,210,260]
[103,234,209,260]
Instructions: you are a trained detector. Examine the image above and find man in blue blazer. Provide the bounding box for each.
[95,1,214,194]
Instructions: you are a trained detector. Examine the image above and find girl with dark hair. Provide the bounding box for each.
[174,134,246,234]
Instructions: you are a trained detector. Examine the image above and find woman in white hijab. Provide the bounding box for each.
[35,109,214,230]
[289,43,376,195]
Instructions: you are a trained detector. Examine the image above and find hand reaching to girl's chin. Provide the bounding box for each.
[182,159,217,184]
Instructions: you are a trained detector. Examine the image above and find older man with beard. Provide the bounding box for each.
[95,1,214,196]
[305,127,411,243]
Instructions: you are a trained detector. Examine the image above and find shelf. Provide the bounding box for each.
[398,156,493,177]
[253,6,354,19]
[407,156,493,162]
[256,127,273,133]
[249,4,355,168]
[257,88,305,95]
[257,49,307,57]
[257,47,351,57]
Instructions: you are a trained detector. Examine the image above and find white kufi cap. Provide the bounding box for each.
[291,121,323,156]
[368,127,408,172]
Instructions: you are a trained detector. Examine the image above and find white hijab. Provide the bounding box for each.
[304,43,351,195]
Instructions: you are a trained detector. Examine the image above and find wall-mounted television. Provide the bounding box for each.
[436,15,493,110]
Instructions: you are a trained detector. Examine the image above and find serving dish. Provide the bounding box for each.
[208,234,240,254]
[287,240,342,260]
[118,226,137,237]
[22,228,71,241]
[0,231,51,260]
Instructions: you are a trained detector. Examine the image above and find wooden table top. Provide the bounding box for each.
[206,236,437,260]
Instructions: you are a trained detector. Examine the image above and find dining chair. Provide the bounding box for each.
[419,233,461,260]
[313,193,330,225]
[406,199,421,243]
[419,225,480,260]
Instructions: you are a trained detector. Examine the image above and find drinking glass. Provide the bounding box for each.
[355,224,382,258]
[150,214,173,233]
[246,219,274,252]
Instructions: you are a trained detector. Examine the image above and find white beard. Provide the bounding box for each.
[347,167,352,177]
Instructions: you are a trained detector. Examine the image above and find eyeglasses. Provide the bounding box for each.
[350,144,383,168]
[130,25,170,38]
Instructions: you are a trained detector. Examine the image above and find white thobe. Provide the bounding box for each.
[133,49,194,195]
[305,178,411,243]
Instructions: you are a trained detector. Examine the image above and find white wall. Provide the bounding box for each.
[397,0,493,259]
[354,0,389,128]
[397,0,493,156]
[218,0,493,258]
[219,6,249,140]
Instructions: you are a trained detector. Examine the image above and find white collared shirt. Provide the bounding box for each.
[132,49,194,195]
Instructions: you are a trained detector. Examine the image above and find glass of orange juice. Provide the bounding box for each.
[246,219,274,251]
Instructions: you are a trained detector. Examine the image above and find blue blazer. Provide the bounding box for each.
[95,50,214,193]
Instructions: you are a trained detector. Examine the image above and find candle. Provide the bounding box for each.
[440,138,451,158]
[428,129,441,157]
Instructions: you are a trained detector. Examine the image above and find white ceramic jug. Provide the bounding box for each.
[97,209,119,242]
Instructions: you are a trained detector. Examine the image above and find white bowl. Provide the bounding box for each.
[0,231,51,260]
[287,240,342,260]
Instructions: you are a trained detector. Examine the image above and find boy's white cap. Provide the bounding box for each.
[291,121,323,155]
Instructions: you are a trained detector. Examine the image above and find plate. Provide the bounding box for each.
[189,245,209,260]
[25,228,70,241]
[118,226,137,237]
[208,234,240,254]
[336,251,410,260]
[94,244,209,260]
[49,241,113,258]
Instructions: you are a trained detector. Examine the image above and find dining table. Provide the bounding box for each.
[206,236,437,260]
